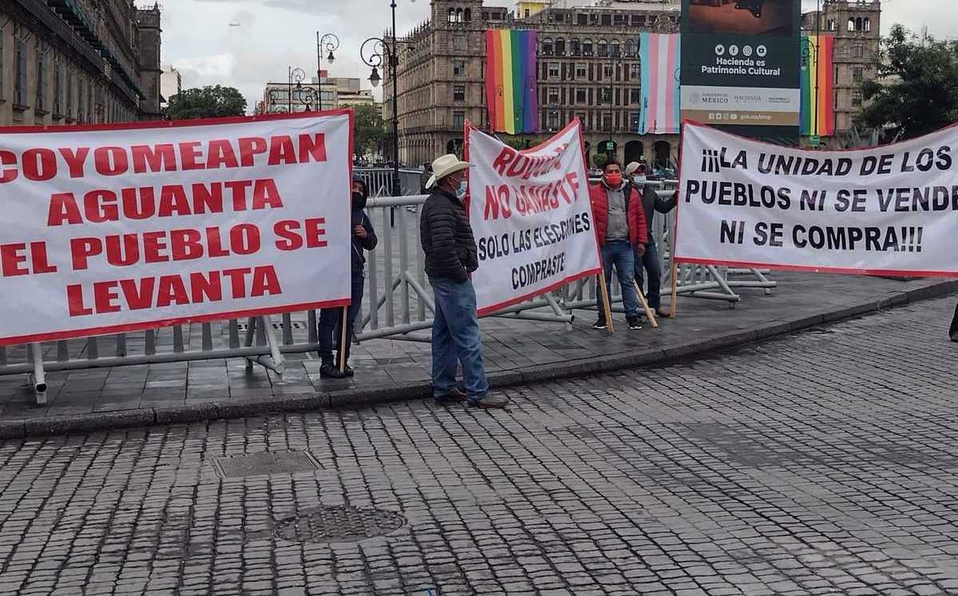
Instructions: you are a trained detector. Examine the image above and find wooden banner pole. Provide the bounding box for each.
[669,256,679,320]
[598,271,615,333]
[338,307,349,373]
[633,281,659,329]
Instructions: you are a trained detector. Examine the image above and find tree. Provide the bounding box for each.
[165,85,247,120]
[354,104,385,160]
[592,154,608,169]
[857,25,958,141]
[499,135,545,151]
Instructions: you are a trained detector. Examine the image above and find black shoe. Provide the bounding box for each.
[343,364,355,377]
[627,317,643,331]
[435,387,468,405]
[320,363,347,379]
[592,319,607,330]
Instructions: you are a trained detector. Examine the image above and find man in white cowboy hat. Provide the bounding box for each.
[420,154,509,409]
[625,161,677,318]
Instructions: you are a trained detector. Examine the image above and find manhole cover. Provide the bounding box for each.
[272,505,406,543]
[210,451,321,479]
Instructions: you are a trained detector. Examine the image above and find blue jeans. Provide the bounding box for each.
[430,276,489,402]
[634,239,663,309]
[319,272,365,364]
[596,241,640,319]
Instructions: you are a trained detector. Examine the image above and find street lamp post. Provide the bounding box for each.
[288,67,306,113]
[362,0,402,201]
[317,33,340,111]
[605,54,623,160]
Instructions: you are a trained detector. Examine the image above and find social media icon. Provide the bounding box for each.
[729,45,740,57]
[715,45,725,56]
[757,45,768,57]
[743,46,753,57]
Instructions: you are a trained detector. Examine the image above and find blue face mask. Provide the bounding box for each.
[456,180,468,199]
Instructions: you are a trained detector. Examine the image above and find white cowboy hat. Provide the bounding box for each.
[425,154,471,189]
[625,161,647,176]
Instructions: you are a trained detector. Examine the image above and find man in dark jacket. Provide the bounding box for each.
[319,177,378,379]
[421,154,508,409]
[590,159,648,331]
[950,303,958,342]
[626,161,677,318]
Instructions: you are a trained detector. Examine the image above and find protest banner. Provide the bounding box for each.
[675,121,958,277]
[465,120,602,315]
[0,111,354,346]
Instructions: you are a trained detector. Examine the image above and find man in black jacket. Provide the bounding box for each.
[626,162,677,318]
[319,177,378,379]
[421,154,508,409]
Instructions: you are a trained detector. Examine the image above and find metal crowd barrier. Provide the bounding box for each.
[0,180,774,405]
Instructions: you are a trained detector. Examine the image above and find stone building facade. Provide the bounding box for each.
[801,0,881,137]
[0,0,163,127]
[389,0,682,169]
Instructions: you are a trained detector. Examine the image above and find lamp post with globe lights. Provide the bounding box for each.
[317,33,340,111]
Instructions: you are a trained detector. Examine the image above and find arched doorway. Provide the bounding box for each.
[446,138,464,158]
[653,141,671,170]
[624,140,643,165]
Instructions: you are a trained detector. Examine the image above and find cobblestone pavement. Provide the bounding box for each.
[1,296,957,595]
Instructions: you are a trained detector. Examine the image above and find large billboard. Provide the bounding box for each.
[681,0,801,139]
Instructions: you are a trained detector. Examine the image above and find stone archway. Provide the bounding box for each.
[653,140,671,169]
[624,140,644,166]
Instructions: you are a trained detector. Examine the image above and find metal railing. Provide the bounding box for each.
[0,181,774,404]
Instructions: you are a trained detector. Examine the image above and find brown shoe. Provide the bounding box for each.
[655,307,672,318]
[469,393,510,409]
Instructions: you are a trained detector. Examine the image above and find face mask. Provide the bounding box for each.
[605,173,622,188]
[352,191,367,209]
[634,175,647,185]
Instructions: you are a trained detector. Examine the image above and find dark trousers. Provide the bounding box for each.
[951,302,958,341]
[634,239,663,309]
[319,273,365,364]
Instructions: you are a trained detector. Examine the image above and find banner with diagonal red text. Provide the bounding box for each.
[465,120,601,315]
[676,121,958,276]
[0,111,353,345]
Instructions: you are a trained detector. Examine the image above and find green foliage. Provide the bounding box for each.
[499,135,545,151]
[592,153,608,169]
[164,85,247,120]
[857,25,958,141]
[354,104,385,160]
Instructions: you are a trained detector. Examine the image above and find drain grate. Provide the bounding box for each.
[210,451,321,479]
[272,505,406,543]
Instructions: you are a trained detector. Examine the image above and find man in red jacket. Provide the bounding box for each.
[589,159,648,330]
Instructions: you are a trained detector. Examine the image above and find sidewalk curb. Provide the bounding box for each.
[2,280,956,440]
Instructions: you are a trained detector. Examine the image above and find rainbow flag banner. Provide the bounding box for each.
[638,33,681,135]
[485,29,538,134]
[801,34,835,137]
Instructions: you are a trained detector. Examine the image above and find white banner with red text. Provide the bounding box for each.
[676,121,958,276]
[0,111,353,346]
[465,120,602,315]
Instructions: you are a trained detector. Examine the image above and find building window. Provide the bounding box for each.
[576,88,586,103]
[864,17,871,32]
[853,43,864,58]
[14,37,26,106]
[853,66,863,83]
[453,110,465,129]
[577,13,587,26]
[601,14,611,26]
[630,112,640,130]
[611,40,621,58]
[600,88,611,104]
[524,8,530,18]
[604,64,614,78]
[575,64,586,78]
[55,63,64,116]
[602,113,613,131]
[542,38,553,56]
[582,40,593,56]
[548,88,559,105]
[852,90,863,107]
[77,79,85,122]
[597,39,608,58]
[548,111,559,131]
[570,39,580,56]
[453,85,465,101]
[453,60,465,76]
[555,38,565,56]
[847,18,855,32]
[67,73,73,119]
[625,39,636,58]
[36,51,48,112]
[630,89,640,104]
[548,63,560,79]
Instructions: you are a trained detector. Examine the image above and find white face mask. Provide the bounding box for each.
[634,175,647,185]
[456,180,468,199]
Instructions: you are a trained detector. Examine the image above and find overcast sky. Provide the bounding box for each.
[160,0,953,112]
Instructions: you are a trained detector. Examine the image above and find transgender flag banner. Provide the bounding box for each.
[638,33,681,135]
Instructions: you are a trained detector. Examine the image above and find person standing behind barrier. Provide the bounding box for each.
[319,177,378,379]
[950,303,958,341]
[626,161,677,318]
[591,159,648,331]
[420,154,509,409]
